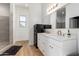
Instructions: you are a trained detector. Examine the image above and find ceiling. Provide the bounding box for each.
[15,3,29,8]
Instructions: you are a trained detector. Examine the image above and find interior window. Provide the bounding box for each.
[19,16,26,27]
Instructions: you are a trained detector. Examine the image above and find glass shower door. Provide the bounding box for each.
[0,16,9,50]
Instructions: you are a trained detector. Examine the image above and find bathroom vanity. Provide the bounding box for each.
[38,33,77,56]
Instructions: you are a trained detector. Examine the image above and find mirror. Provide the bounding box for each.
[67,3,79,28]
[56,7,66,28]
[69,16,79,28]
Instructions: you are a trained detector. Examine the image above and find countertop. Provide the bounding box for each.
[38,33,76,42]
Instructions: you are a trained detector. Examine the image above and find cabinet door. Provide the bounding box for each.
[63,40,77,55]
[48,44,62,56]
[43,36,50,56]
[47,38,63,56]
[38,34,48,55]
[40,35,49,55]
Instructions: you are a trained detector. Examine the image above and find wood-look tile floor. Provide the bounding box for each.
[15,41,43,56]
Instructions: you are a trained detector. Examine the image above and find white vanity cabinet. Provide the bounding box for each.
[38,33,77,56]
[38,34,49,55]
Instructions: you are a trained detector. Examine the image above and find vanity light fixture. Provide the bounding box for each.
[47,3,59,15]
[47,3,67,15]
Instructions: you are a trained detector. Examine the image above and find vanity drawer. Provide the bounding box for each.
[48,38,63,48]
[48,44,62,56]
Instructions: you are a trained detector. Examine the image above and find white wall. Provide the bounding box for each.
[41,3,51,24]
[50,12,56,29]
[12,3,42,44]
[29,3,42,45]
[13,5,29,42]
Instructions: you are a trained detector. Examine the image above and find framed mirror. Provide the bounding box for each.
[56,7,66,28]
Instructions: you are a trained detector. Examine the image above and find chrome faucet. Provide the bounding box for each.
[57,30,62,36]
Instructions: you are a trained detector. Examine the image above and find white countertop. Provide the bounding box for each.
[38,33,76,42]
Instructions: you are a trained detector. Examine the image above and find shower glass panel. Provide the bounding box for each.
[0,3,10,50]
[0,16,9,50]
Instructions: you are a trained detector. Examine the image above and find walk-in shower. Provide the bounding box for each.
[0,3,10,50]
